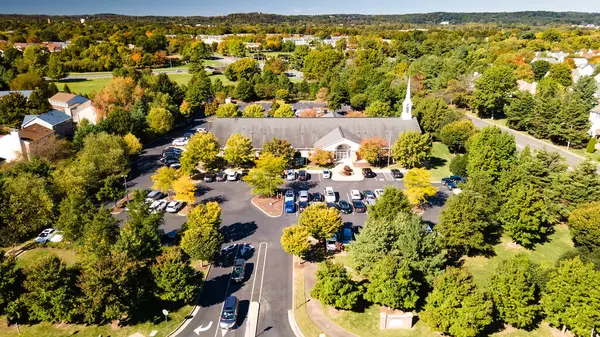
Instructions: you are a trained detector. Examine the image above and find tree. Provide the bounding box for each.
[224,57,260,81]
[22,254,77,323]
[449,154,468,176]
[404,168,437,206]
[172,175,196,205]
[280,225,310,260]
[514,64,534,82]
[298,204,343,241]
[414,97,458,135]
[365,256,421,310]
[439,120,475,153]
[92,76,143,119]
[180,202,223,264]
[0,92,29,127]
[272,103,294,117]
[224,133,254,167]
[541,257,600,336]
[350,93,368,110]
[368,186,412,222]
[358,137,386,164]
[421,267,493,337]
[471,65,517,118]
[79,207,120,259]
[243,152,287,196]
[234,78,255,101]
[57,191,95,242]
[180,132,221,173]
[262,138,295,162]
[243,104,265,118]
[466,126,516,181]
[310,260,362,310]
[392,131,432,168]
[215,103,240,118]
[10,71,47,91]
[365,100,393,117]
[316,87,329,102]
[0,251,21,315]
[303,48,344,81]
[185,70,212,114]
[146,107,173,134]
[264,57,287,74]
[568,201,600,251]
[46,54,68,81]
[504,90,535,131]
[310,148,334,166]
[152,166,178,195]
[548,62,573,87]
[586,138,597,153]
[531,60,550,81]
[488,255,541,329]
[123,133,142,155]
[556,160,600,216]
[151,247,201,303]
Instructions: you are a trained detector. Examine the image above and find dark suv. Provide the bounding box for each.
[391,169,404,179]
[362,168,376,178]
[298,170,308,181]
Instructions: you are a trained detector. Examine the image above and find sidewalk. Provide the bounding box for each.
[302,262,359,337]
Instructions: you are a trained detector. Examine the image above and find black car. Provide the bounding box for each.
[352,200,366,213]
[391,168,404,179]
[312,192,323,202]
[298,170,308,181]
[162,147,182,156]
[338,200,353,214]
[204,172,215,182]
[216,172,227,181]
[362,168,376,178]
[326,202,339,211]
[298,201,308,212]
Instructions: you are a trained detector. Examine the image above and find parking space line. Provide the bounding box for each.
[318,173,321,182]
[250,242,268,303]
[213,244,242,337]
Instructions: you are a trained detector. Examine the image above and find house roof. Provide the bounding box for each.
[19,125,54,141]
[592,105,600,114]
[22,110,72,127]
[210,117,421,149]
[0,90,33,99]
[49,92,89,107]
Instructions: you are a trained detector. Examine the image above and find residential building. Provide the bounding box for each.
[0,125,54,163]
[589,105,600,138]
[22,110,73,136]
[517,80,537,95]
[49,92,99,124]
[572,64,596,83]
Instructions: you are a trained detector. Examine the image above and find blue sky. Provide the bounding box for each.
[2,0,600,16]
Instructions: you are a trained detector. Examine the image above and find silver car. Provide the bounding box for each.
[322,169,331,179]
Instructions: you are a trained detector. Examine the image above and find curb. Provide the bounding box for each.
[250,196,283,218]
[166,263,212,337]
[289,256,306,337]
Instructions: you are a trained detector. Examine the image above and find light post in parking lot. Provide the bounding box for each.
[122,174,129,201]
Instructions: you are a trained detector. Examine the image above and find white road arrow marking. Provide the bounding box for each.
[194,321,212,335]
[221,328,228,336]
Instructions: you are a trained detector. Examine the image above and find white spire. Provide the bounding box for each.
[401,77,413,120]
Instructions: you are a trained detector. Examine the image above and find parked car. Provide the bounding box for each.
[322,168,332,179]
[326,234,338,251]
[342,228,354,245]
[363,190,376,200]
[204,172,215,182]
[232,259,246,283]
[162,147,182,156]
[34,228,56,243]
[349,189,362,200]
[168,161,181,169]
[227,171,238,181]
[374,188,384,199]
[285,200,296,213]
[324,187,336,202]
[166,201,182,213]
[183,132,194,138]
[219,296,239,329]
[352,200,366,213]
[338,200,353,214]
[298,170,308,181]
[49,231,64,243]
[286,169,296,181]
[442,175,465,186]
[149,199,163,210]
[164,158,180,167]
[216,172,227,181]
[391,169,404,179]
[195,127,207,133]
[172,137,188,146]
[146,190,165,203]
[312,192,323,203]
[298,201,308,212]
[362,167,376,178]
[326,202,339,211]
[153,200,169,213]
[298,190,310,202]
[284,189,295,202]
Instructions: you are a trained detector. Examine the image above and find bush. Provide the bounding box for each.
[449,154,468,176]
[586,138,597,153]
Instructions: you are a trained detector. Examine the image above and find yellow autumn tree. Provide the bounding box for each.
[404,168,437,207]
[173,175,196,206]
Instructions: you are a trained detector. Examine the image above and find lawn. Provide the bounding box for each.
[462,224,574,289]
[16,247,78,269]
[294,261,325,337]
[389,142,453,182]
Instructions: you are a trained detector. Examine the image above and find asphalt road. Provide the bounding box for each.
[122,118,450,337]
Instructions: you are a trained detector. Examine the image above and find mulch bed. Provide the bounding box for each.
[252,196,283,217]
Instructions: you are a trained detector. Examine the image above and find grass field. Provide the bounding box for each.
[16,247,78,269]
[388,142,454,182]
[294,261,325,337]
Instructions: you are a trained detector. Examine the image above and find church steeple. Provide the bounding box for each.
[401,77,413,120]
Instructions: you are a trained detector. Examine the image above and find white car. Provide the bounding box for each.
[146,190,165,203]
[34,228,56,243]
[374,189,384,199]
[49,231,64,243]
[350,190,362,200]
[195,127,207,133]
[326,234,338,251]
[298,190,309,202]
[452,188,462,195]
[227,171,238,181]
[152,200,169,213]
[324,187,336,203]
[166,201,182,213]
[172,137,188,146]
[284,189,295,202]
[322,169,331,179]
[149,199,163,210]
[286,169,296,181]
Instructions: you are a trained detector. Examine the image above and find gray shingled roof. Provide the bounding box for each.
[22,110,72,127]
[210,117,421,149]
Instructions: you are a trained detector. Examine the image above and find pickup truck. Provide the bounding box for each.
[324,187,336,203]
[232,259,246,282]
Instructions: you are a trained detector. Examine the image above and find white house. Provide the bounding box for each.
[22,110,73,136]
[517,80,537,95]
[49,92,99,124]
[0,125,54,163]
[572,64,597,83]
[589,105,600,137]
[573,58,589,68]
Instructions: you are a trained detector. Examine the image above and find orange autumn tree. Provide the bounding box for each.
[92,76,144,119]
[358,137,387,164]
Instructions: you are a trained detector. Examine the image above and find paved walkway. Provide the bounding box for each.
[302,262,359,337]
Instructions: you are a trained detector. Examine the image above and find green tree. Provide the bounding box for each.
[568,201,600,251]
[358,137,386,164]
[421,267,493,337]
[531,60,550,81]
[0,92,29,127]
[262,138,295,162]
[368,186,412,222]
[234,78,256,101]
[215,103,240,117]
[243,104,265,118]
[505,90,535,131]
[489,255,541,329]
[224,57,260,81]
[185,70,212,114]
[350,93,368,110]
[391,131,432,168]
[472,65,517,118]
[310,260,362,310]
[548,62,573,87]
[123,133,142,155]
[22,254,77,323]
[404,168,437,206]
[57,191,95,242]
[272,103,294,117]
[549,91,592,149]
[414,97,458,135]
[365,100,393,117]
[299,204,343,241]
[280,225,310,260]
[152,166,178,195]
[80,207,120,259]
[45,54,68,81]
[0,251,21,315]
[151,247,201,303]
[572,76,598,111]
[439,120,476,153]
[180,132,221,173]
[555,160,600,217]
[223,133,254,167]
[146,106,173,134]
[449,154,468,176]
[466,126,516,181]
[365,256,421,310]
[586,138,597,153]
[180,202,224,265]
[541,257,600,336]
[303,48,344,81]
[10,71,47,91]
[243,152,287,196]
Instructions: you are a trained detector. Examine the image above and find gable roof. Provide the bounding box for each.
[22,110,72,127]
[210,117,421,149]
[314,127,362,148]
[19,125,54,141]
[49,92,89,107]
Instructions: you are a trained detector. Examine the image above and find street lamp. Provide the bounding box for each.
[122,175,129,201]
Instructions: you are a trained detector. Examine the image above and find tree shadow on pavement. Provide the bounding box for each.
[197,273,244,307]
[286,181,319,190]
[424,191,449,208]
[195,185,213,197]
[201,195,228,204]
[221,221,258,243]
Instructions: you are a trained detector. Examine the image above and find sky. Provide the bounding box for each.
[1,0,600,16]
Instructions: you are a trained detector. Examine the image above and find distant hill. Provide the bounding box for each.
[1,11,599,26]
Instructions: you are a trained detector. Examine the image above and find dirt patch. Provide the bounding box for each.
[178,204,191,216]
[504,241,523,250]
[379,307,407,315]
[251,196,283,217]
[326,306,344,318]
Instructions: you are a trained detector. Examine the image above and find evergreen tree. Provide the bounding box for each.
[310,260,362,310]
[365,256,421,310]
[529,78,562,139]
[466,126,516,181]
[234,78,256,102]
[185,70,212,114]
[367,186,412,222]
[504,90,534,131]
